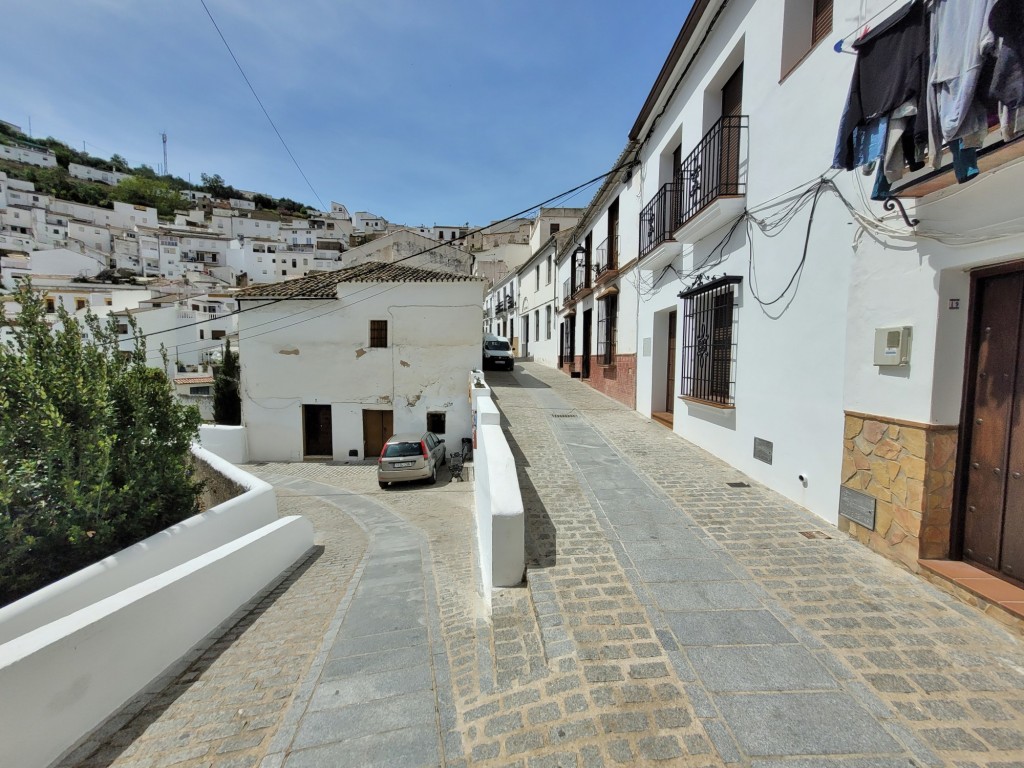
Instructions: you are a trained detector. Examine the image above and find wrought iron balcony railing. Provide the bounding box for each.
[639,115,748,259]
[562,278,572,307]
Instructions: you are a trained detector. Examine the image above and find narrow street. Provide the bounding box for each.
[67,362,1024,768]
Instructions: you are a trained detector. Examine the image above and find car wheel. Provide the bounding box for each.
[378,481,387,489]
[427,464,437,485]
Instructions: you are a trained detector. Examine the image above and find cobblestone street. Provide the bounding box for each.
[66,362,1024,767]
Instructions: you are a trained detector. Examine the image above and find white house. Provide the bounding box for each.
[342,229,474,275]
[67,163,130,186]
[0,141,57,168]
[235,261,484,462]
[512,230,568,367]
[541,0,1024,588]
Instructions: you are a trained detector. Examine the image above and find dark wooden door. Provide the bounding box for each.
[720,63,743,193]
[559,321,564,367]
[362,409,394,458]
[523,315,530,358]
[962,270,1024,580]
[303,404,332,457]
[582,309,592,379]
[666,310,677,413]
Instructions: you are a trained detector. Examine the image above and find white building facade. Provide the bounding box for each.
[236,262,484,462]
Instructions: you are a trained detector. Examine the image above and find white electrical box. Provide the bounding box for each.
[874,326,912,366]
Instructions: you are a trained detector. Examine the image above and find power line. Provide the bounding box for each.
[198,0,328,211]
[132,161,632,344]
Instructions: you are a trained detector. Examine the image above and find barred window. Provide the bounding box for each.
[369,320,388,348]
[679,276,740,407]
[596,294,617,365]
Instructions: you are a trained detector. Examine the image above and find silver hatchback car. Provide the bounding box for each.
[377,431,447,488]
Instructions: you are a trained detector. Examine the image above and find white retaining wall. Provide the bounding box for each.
[0,446,274,644]
[199,424,249,464]
[471,372,525,608]
[0,447,312,768]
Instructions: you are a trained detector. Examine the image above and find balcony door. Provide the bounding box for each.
[720,63,743,194]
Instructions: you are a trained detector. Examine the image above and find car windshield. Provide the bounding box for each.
[485,340,510,351]
[384,442,423,458]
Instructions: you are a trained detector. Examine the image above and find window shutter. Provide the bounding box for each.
[812,0,833,46]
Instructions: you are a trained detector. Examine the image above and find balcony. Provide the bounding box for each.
[495,296,515,314]
[562,278,573,308]
[595,236,619,283]
[890,130,1024,199]
[639,115,748,270]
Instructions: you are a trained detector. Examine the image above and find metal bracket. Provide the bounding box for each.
[882,197,920,228]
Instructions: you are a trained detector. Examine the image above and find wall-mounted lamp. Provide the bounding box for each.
[573,245,586,268]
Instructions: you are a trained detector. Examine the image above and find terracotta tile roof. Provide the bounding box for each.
[174,375,214,385]
[235,261,482,300]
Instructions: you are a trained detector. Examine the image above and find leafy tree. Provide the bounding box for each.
[252,193,275,210]
[109,175,183,218]
[213,338,241,425]
[109,154,130,173]
[0,283,202,606]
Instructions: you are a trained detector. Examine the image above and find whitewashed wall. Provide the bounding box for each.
[241,279,484,461]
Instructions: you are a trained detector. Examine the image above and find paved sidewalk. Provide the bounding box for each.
[65,361,1024,767]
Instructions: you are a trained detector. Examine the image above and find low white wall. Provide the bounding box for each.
[0,515,314,768]
[0,446,275,644]
[198,424,249,464]
[472,387,525,608]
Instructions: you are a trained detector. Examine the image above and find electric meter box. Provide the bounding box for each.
[873,326,912,366]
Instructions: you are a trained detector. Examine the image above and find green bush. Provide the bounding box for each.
[0,284,203,606]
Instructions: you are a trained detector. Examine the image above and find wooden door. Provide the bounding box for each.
[362,409,394,458]
[303,404,332,457]
[582,309,592,379]
[523,315,530,358]
[720,63,743,194]
[961,270,1024,580]
[666,311,677,413]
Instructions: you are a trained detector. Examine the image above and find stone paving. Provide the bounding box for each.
[63,361,1024,768]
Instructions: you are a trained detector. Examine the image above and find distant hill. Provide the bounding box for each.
[0,121,315,220]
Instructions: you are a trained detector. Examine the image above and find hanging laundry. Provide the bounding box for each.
[926,0,998,167]
[833,0,930,172]
[988,0,1024,140]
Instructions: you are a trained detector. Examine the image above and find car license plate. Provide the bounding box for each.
[393,461,414,468]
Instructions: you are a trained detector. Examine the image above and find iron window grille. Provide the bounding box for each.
[369,320,388,348]
[679,276,741,407]
[596,294,618,365]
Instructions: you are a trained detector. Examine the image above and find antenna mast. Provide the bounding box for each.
[161,131,168,175]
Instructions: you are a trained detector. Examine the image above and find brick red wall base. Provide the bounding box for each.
[559,354,637,409]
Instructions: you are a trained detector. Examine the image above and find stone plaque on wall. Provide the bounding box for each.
[753,437,773,464]
[839,486,877,530]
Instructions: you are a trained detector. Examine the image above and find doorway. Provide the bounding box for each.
[362,409,394,458]
[582,309,592,379]
[523,314,530,358]
[958,267,1024,583]
[720,63,743,194]
[303,404,333,458]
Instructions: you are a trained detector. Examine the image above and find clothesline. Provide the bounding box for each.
[833,0,914,54]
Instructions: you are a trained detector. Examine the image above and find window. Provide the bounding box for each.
[546,255,552,285]
[427,412,446,434]
[369,320,388,348]
[597,295,617,365]
[45,298,55,313]
[679,276,740,406]
[105,298,112,306]
[781,0,831,76]
[189,386,211,396]
[535,265,540,291]
[199,330,205,339]
[116,323,128,334]
[812,0,833,46]
[549,223,560,237]
[75,298,87,311]
[546,306,552,340]
[212,330,226,340]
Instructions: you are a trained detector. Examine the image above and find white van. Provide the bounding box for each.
[483,334,514,371]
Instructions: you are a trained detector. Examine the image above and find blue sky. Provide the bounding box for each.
[5,1,691,225]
